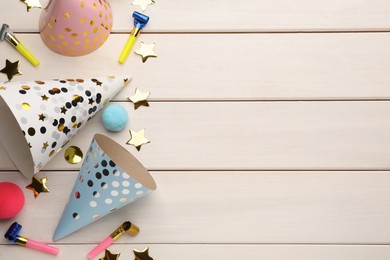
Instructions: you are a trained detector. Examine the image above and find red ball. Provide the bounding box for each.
[0,182,25,219]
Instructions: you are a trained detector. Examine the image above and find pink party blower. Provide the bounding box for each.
[4,222,59,255]
[87,221,139,259]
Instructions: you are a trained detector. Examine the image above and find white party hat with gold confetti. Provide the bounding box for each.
[0,76,130,178]
[53,134,156,240]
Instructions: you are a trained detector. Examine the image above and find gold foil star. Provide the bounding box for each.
[128,88,150,110]
[126,129,150,151]
[0,86,6,90]
[20,0,43,11]
[132,0,155,11]
[99,249,120,260]
[135,42,157,63]
[42,142,49,149]
[0,60,22,81]
[26,175,49,198]
[38,113,46,121]
[41,95,49,101]
[61,106,67,114]
[133,247,153,260]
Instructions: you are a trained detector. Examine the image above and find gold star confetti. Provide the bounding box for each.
[41,95,49,101]
[134,247,154,260]
[61,106,67,114]
[132,0,155,11]
[0,86,6,90]
[135,42,157,63]
[42,142,49,149]
[89,98,94,105]
[26,175,49,198]
[0,60,22,81]
[20,0,43,11]
[126,129,150,151]
[64,146,83,164]
[99,249,120,260]
[38,113,46,121]
[128,88,150,110]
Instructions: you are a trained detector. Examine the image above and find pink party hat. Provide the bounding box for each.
[53,134,156,241]
[0,76,130,178]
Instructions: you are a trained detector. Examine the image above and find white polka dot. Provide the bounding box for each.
[101,183,108,189]
[40,104,47,111]
[112,181,119,187]
[111,190,118,196]
[122,172,130,179]
[20,117,28,124]
[134,183,142,189]
[122,189,129,195]
[136,190,144,196]
[122,181,130,187]
[105,198,112,204]
[89,201,97,207]
[93,191,100,198]
[120,198,127,203]
[113,170,120,177]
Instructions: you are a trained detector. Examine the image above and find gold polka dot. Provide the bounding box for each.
[51,16,57,23]
[94,36,99,41]
[99,10,102,17]
[105,15,108,21]
[48,23,53,29]
[120,198,127,203]
[84,38,90,44]
[90,44,96,49]
[80,17,86,24]
[65,28,72,32]
[93,27,98,33]
[74,40,81,45]
[64,12,71,18]
[62,41,69,46]
[93,3,97,9]
[50,35,56,41]
[90,20,95,26]
[21,85,30,90]
[22,103,30,110]
[36,81,45,85]
[49,150,55,157]
[64,146,83,164]
[104,4,107,10]
[82,31,89,36]
[100,23,105,28]
[80,1,85,7]
[58,34,65,39]
[67,79,75,82]
[58,123,65,131]
[69,46,76,51]
[56,45,63,49]
[83,45,89,50]
[71,33,78,37]
[101,33,106,39]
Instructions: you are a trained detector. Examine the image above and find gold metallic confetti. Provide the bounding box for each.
[38,113,46,121]
[99,249,120,260]
[0,59,22,81]
[64,146,83,164]
[20,0,43,11]
[26,175,49,198]
[0,86,6,90]
[42,142,49,149]
[133,247,154,260]
[134,42,157,63]
[61,106,68,114]
[41,94,49,101]
[126,129,150,151]
[128,88,150,110]
[132,0,155,11]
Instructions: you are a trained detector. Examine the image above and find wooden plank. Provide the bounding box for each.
[4,0,390,32]
[1,171,390,244]
[1,244,390,260]
[0,101,389,171]
[1,33,390,100]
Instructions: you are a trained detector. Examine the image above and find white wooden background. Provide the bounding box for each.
[1,0,390,259]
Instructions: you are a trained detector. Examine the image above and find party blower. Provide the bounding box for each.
[118,11,149,64]
[0,23,39,67]
[4,222,59,255]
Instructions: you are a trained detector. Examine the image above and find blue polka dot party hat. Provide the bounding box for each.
[0,76,130,178]
[53,134,156,241]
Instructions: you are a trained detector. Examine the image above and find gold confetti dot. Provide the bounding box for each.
[80,1,85,7]
[62,41,69,46]
[58,123,65,132]
[21,85,30,90]
[64,12,71,18]
[51,16,57,23]
[93,152,97,158]
[56,45,63,49]
[22,103,30,110]
[74,40,81,45]
[90,20,95,26]
[49,150,55,157]
[71,33,78,37]
[120,198,127,203]
[58,34,65,39]
[35,81,45,85]
[99,10,102,17]
[65,28,72,32]
[64,146,83,164]
[50,35,56,41]
[76,79,84,83]
[80,17,86,24]
[48,23,53,29]
[82,31,89,36]
[94,35,99,41]
[93,3,97,9]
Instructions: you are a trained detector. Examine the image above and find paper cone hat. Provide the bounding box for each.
[53,134,156,241]
[0,76,130,178]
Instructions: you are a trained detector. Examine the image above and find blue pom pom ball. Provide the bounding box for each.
[101,104,129,132]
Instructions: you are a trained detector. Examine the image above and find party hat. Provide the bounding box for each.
[0,76,130,178]
[53,134,156,241]
[39,0,113,56]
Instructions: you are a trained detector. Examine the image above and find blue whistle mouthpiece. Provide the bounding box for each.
[4,222,22,243]
[133,11,149,29]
